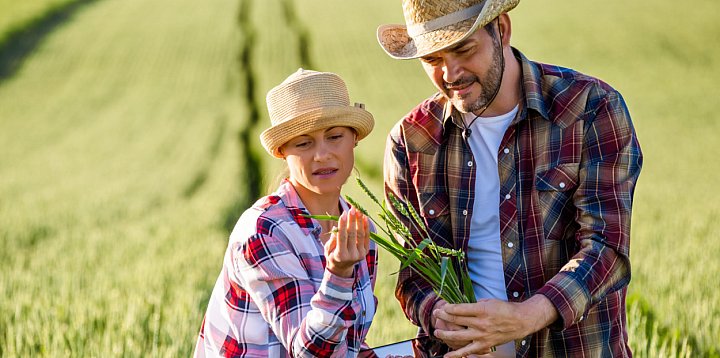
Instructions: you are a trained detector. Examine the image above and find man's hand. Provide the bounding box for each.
[433,295,558,358]
[432,300,470,349]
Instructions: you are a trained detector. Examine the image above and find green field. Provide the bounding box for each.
[1,0,718,356]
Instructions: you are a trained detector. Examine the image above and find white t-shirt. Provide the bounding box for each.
[463,106,518,358]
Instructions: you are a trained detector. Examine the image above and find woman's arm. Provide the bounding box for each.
[234,210,370,357]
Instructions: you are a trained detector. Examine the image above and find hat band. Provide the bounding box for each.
[406,1,486,37]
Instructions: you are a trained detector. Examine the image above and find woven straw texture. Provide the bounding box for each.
[378,0,519,59]
[260,69,374,158]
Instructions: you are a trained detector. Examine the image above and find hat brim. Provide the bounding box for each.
[377,0,519,60]
[260,106,375,158]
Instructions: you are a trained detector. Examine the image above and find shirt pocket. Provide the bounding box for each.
[418,191,450,218]
[535,163,579,192]
[416,191,453,248]
[535,163,580,241]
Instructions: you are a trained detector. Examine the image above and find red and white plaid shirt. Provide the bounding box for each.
[195,180,378,357]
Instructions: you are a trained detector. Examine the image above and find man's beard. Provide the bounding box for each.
[444,36,504,114]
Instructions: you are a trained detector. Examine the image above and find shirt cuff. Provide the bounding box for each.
[535,271,590,330]
[418,292,441,337]
[319,268,356,302]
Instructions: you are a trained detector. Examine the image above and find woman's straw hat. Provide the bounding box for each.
[377,0,519,60]
[260,69,375,158]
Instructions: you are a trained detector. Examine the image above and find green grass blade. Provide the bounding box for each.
[439,256,449,297]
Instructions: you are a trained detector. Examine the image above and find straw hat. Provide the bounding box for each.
[260,69,375,158]
[377,0,519,60]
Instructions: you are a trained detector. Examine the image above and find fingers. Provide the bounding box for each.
[434,327,476,343]
[345,208,357,251]
[434,308,474,327]
[357,210,369,249]
[444,302,488,317]
[337,211,348,250]
[324,226,338,254]
[443,341,492,358]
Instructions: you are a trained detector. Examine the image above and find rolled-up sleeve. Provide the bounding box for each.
[537,90,643,329]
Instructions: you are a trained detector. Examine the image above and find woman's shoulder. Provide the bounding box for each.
[228,194,293,240]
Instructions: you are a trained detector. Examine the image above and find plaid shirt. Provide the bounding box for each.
[195,180,378,357]
[384,49,642,357]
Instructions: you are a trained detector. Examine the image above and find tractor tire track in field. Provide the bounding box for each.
[222,0,317,233]
[0,0,100,83]
[222,0,263,233]
[280,0,382,181]
[280,0,314,70]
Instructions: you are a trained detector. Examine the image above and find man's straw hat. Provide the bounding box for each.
[260,69,375,158]
[377,0,519,60]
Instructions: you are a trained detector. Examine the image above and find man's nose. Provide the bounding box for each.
[442,57,462,84]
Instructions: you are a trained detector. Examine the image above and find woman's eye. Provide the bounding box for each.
[295,141,310,148]
[329,134,344,140]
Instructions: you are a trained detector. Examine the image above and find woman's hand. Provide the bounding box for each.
[324,207,370,277]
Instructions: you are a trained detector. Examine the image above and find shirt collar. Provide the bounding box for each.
[439,47,550,131]
[515,48,550,121]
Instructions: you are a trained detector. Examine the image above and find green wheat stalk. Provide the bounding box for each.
[304,177,476,304]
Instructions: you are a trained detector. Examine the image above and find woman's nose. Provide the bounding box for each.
[313,141,332,161]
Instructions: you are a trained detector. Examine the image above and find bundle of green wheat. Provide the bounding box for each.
[308,178,476,304]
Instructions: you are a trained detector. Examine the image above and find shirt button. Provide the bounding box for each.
[468,161,473,167]
[503,148,510,154]
[362,311,366,316]
[507,242,514,248]
[521,340,527,346]
[428,209,435,215]
[462,210,468,216]
[559,182,566,189]
[512,291,519,298]
[504,194,511,200]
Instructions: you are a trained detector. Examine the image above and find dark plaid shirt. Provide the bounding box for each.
[384,49,642,357]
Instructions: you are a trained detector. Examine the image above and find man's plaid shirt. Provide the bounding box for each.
[384,49,642,357]
[195,180,378,357]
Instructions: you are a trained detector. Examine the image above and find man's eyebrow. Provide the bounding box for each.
[447,38,474,52]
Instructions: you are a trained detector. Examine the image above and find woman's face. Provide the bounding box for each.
[280,126,356,199]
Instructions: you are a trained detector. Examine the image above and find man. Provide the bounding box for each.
[378,0,643,357]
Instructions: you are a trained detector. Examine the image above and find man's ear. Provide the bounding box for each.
[498,13,512,46]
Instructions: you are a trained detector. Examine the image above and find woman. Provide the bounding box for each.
[194,69,377,357]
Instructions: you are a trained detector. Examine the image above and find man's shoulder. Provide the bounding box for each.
[525,58,626,128]
[388,94,446,150]
[535,61,616,95]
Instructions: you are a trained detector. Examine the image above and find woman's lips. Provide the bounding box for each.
[312,167,338,178]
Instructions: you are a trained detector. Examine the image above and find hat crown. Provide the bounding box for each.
[403,0,484,27]
[266,69,350,126]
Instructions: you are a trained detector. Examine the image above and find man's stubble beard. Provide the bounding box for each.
[448,36,504,114]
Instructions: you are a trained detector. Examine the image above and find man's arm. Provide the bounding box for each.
[383,125,441,337]
[535,89,643,329]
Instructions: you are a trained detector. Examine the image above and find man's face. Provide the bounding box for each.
[419,24,503,114]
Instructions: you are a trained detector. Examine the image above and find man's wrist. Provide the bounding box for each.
[518,294,559,335]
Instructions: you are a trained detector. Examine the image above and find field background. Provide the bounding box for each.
[1,0,718,356]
